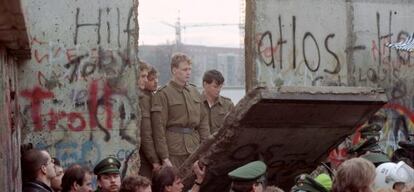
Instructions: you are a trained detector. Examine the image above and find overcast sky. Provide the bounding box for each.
[138,0,242,47]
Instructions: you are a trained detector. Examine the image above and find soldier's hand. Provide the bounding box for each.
[163,158,173,167]
[152,163,162,172]
[193,160,205,183]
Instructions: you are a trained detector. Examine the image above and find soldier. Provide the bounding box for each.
[228,161,267,192]
[140,64,161,178]
[145,66,159,92]
[94,157,122,192]
[151,52,210,167]
[126,61,150,176]
[201,69,234,134]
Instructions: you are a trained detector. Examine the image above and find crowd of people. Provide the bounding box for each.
[20,52,414,192]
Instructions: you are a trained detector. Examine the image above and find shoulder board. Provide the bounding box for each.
[188,83,197,87]
[156,85,167,92]
[221,95,232,101]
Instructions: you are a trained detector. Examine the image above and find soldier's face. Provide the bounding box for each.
[203,80,223,99]
[252,182,264,192]
[173,61,192,84]
[98,173,121,192]
[145,74,158,92]
[138,69,149,90]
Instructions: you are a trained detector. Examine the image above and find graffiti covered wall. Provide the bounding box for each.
[19,0,140,170]
[246,0,414,156]
[351,1,414,154]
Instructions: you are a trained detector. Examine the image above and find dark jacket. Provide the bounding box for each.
[22,180,53,192]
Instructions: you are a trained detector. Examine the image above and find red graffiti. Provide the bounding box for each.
[88,80,98,128]
[30,36,47,45]
[67,112,86,132]
[47,110,86,131]
[21,80,119,132]
[20,86,54,131]
[34,49,49,64]
[104,82,113,129]
[47,109,64,131]
[66,48,77,62]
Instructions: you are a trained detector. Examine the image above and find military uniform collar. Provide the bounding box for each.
[142,89,152,96]
[169,80,190,92]
[201,92,222,106]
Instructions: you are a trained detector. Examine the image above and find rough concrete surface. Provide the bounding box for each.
[245,0,414,170]
[18,0,140,174]
[181,86,387,191]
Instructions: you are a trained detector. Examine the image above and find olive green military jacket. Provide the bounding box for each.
[139,90,160,164]
[151,81,210,159]
[201,93,234,134]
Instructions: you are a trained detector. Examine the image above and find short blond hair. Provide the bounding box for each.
[332,157,376,192]
[170,52,191,71]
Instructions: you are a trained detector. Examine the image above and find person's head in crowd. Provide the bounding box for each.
[21,149,56,186]
[51,157,64,192]
[291,173,331,192]
[145,66,159,92]
[94,157,122,192]
[61,164,93,192]
[374,161,414,191]
[170,53,192,86]
[138,61,150,90]
[401,182,414,192]
[332,157,376,192]
[120,175,152,192]
[393,182,406,192]
[228,160,267,192]
[202,69,225,100]
[152,166,183,192]
[21,143,33,156]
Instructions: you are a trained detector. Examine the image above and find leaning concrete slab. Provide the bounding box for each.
[181,86,387,191]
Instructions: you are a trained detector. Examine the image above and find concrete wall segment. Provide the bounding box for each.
[18,0,140,173]
[0,47,22,192]
[246,0,414,165]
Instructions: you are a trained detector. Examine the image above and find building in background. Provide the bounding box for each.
[139,44,245,88]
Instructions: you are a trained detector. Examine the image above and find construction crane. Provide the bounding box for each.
[161,16,241,46]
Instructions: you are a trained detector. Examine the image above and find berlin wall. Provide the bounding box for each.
[18,0,140,172]
[246,0,414,157]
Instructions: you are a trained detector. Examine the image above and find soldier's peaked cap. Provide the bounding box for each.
[93,156,121,175]
[228,161,267,181]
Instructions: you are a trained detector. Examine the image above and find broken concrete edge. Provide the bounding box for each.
[179,86,388,188]
[276,86,386,95]
[180,87,265,186]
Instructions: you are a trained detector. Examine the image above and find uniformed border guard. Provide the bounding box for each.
[201,69,234,134]
[151,52,210,168]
